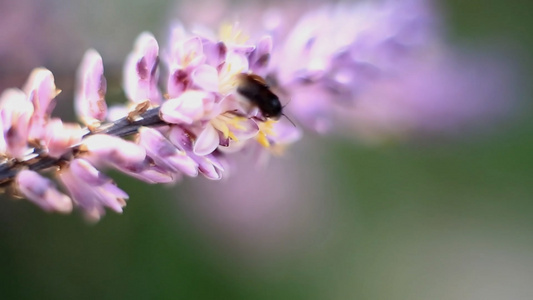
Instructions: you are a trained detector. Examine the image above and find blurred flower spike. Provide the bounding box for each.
[268,0,515,138]
[0,0,516,219]
[274,0,440,132]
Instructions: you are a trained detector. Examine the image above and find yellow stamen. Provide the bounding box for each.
[211,118,230,138]
[211,114,247,141]
[228,131,238,142]
[255,119,278,148]
[220,124,230,139]
[218,64,245,94]
[259,119,276,136]
[227,116,247,130]
[219,23,249,44]
[256,131,270,148]
[219,24,232,41]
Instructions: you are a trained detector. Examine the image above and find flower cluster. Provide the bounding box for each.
[0,23,299,220]
[0,0,517,220]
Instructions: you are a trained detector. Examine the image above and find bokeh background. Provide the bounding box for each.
[0,0,532,299]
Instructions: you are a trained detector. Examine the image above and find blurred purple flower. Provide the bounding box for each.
[267,0,441,133]
[343,50,518,141]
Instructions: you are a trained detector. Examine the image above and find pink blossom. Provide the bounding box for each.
[58,158,128,221]
[75,49,107,126]
[0,88,33,158]
[3,0,514,221]
[0,19,301,217]
[160,91,216,125]
[16,170,73,213]
[137,127,199,178]
[23,68,59,141]
[123,32,162,104]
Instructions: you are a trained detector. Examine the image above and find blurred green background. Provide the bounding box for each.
[0,0,532,299]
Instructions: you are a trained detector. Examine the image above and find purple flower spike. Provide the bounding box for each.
[0,15,304,219]
[75,49,107,126]
[58,158,128,221]
[0,88,33,158]
[0,0,518,222]
[23,68,59,141]
[123,32,162,104]
[16,170,73,213]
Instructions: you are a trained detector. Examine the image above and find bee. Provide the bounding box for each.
[236,73,284,120]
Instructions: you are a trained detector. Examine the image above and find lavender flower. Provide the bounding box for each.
[0,0,517,220]
[0,21,300,220]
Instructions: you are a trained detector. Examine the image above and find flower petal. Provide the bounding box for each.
[82,134,146,166]
[249,35,272,74]
[75,49,107,125]
[192,64,219,92]
[193,123,220,156]
[138,127,198,177]
[16,170,73,213]
[23,68,57,119]
[160,91,213,124]
[123,32,161,104]
[59,158,128,218]
[0,88,33,158]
